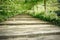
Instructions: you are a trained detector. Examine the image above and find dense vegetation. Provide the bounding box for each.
[0,0,60,26]
[0,0,42,22]
[0,0,25,22]
[27,0,60,26]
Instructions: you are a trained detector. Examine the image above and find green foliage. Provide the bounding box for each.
[47,0,59,12]
[0,0,59,26]
[29,11,60,26]
[0,0,42,22]
[27,0,60,26]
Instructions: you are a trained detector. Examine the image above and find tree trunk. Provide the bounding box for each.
[44,0,46,13]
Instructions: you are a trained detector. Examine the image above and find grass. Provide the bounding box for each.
[28,11,60,26]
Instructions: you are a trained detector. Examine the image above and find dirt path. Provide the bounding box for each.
[0,14,60,40]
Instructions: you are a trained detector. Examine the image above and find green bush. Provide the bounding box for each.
[0,0,40,22]
[29,11,60,26]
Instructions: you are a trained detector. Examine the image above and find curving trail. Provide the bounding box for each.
[0,14,60,40]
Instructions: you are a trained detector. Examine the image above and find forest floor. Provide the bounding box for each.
[0,14,60,40]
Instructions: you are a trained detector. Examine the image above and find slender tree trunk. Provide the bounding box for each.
[44,0,47,13]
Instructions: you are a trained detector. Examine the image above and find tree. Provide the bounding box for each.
[44,0,47,13]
